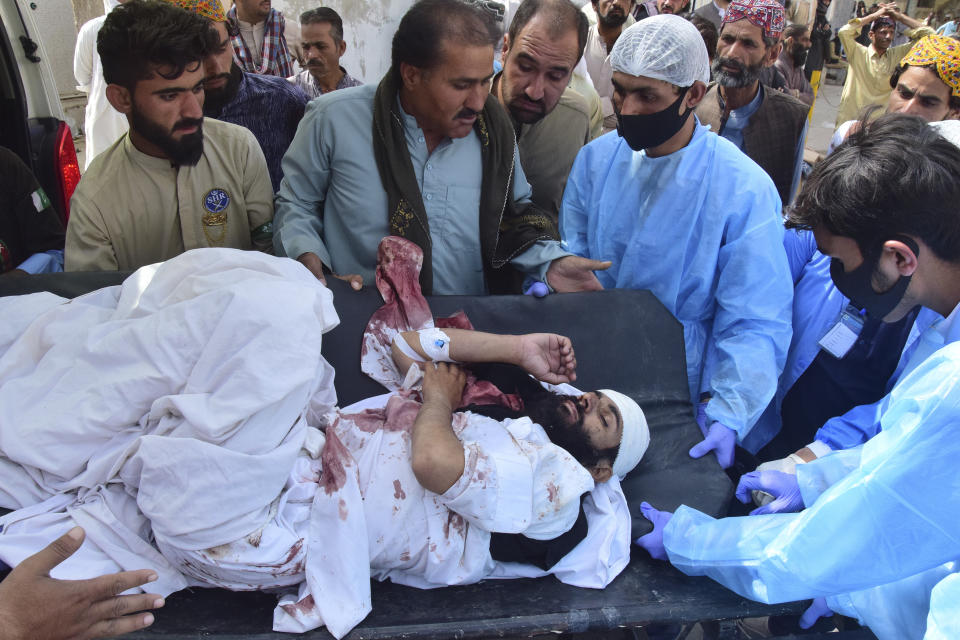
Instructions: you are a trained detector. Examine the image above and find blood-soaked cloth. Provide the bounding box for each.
[361,236,523,411]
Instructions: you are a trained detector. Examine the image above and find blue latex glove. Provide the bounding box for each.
[799,597,833,629]
[634,501,673,561]
[736,470,805,515]
[524,281,550,297]
[695,401,709,435]
[688,421,736,469]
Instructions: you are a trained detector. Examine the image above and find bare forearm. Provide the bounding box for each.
[410,400,466,494]
[396,329,522,365]
[896,12,923,29]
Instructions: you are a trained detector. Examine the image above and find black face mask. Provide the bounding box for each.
[616,89,692,152]
[829,235,919,321]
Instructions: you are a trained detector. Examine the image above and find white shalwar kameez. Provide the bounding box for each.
[0,248,631,639]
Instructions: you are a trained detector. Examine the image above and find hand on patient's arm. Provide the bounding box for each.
[0,527,163,640]
[411,363,468,495]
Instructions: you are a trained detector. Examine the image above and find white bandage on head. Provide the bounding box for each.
[600,389,650,480]
[418,327,456,362]
[609,15,711,87]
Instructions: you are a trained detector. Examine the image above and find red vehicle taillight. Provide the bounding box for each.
[55,121,81,223]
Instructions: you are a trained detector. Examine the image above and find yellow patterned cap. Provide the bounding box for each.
[901,35,960,98]
[159,0,227,22]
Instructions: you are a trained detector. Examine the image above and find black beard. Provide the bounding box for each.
[598,10,628,28]
[203,64,244,117]
[792,46,809,67]
[131,106,204,167]
[712,56,764,88]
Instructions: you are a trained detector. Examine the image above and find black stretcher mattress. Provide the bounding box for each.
[0,272,802,639]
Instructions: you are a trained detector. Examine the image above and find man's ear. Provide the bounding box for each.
[883,237,920,277]
[501,33,511,57]
[685,81,708,109]
[338,39,347,57]
[105,84,133,115]
[763,42,782,67]
[399,61,423,91]
[588,460,613,484]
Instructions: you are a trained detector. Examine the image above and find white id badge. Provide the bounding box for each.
[818,306,865,358]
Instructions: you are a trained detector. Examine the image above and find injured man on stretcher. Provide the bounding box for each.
[0,246,649,638]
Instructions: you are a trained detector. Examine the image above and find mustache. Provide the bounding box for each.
[455,108,480,119]
[173,117,203,132]
[714,56,747,74]
[204,73,231,84]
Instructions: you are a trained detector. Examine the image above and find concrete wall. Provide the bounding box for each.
[273,0,411,83]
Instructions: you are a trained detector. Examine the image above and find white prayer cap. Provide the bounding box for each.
[609,14,710,87]
[930,120,960,149]
[600,389,650,480]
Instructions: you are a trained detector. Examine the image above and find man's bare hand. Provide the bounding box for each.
[516,333,577,384]
[296,253,363,290]
[332,273,364,290]
[421,362,467,410]
[297,252,327,282]
[546,256,611,293]
[0,527,163,640]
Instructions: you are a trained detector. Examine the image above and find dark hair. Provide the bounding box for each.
[97,0,220,89]
[783,23,809,40]
[687,13,719,59]
[889,63,960,112]
[391,0,501,83]
[786,112,960,262]
[507,0,589,61]
[300,7,345,44]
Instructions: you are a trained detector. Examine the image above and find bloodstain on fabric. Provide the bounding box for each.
[383,394,422,432]
[399,550,410,562]
[339,498,349,521]
[393,479,406,500]
[247,530,263,547]
[546,482,559,503]
[443,512,466,539]
[320,430,351,494]
[339,407,387,433]
[280,594,316,619]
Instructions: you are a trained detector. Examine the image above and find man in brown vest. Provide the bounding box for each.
[695,0,809,206]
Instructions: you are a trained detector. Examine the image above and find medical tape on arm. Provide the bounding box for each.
[392,333,427,362]
[419,327,457,362]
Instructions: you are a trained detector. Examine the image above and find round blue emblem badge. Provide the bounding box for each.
[204,188,230,213]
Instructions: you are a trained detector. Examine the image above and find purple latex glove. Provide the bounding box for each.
[524,281,550,297]
[688,421,736,469]
[736,470,805,515]
[799,597,833,629]
[695,401,709,435]
[634,501,673,561]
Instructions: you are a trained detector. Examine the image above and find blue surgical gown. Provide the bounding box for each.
[744,229,933,453]
[925,572,960,639]
[661,336,960,639]
[559,121,793,440]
